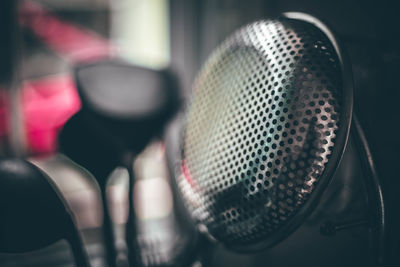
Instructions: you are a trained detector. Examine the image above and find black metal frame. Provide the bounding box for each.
[352,115,386,267]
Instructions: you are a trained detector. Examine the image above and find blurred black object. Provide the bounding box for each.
[61,60,179,180]
[75,61,178,122]
[0,0,26,157]
[0,157,90,267]
[59,59,180,267]
[0,0,18,86]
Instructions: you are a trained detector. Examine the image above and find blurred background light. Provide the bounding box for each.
[111,0,170,69]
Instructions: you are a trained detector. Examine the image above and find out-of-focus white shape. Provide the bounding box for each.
[107,167,129,224]
[111,0,170,69]
[134,176,173,220]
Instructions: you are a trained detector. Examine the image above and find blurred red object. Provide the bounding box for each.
[1,0,118,155]
[0,75,81,155]
[19,0,112,63]
[23,75,81,155]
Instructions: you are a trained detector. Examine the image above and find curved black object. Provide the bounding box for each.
[173,11,384,261]
[0,158,90,267]
[72,60,180,155]
[61,60,180,184]
[75,60,178,121]
[59,59,180,267]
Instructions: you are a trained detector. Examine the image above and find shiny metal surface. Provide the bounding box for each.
[176,14,353,251]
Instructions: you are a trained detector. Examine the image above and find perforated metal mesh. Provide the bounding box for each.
[178,17,344,248]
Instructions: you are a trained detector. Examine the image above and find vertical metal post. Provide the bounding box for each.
[0,0,26,157]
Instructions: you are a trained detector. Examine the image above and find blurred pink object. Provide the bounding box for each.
[19,0,113,63]
[3,0,120,155]
[22,75,81,155]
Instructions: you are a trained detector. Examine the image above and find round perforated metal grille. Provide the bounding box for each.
[178,16,347,249]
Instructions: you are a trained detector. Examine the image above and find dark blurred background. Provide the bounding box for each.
[0,0,399,266]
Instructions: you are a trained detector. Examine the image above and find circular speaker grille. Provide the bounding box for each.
[178,15,351,250]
